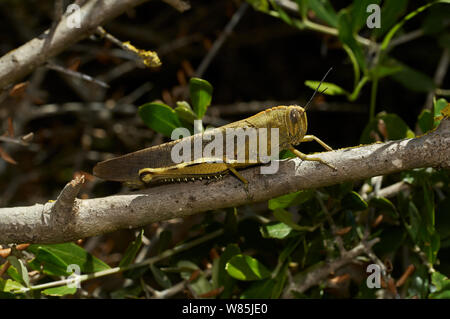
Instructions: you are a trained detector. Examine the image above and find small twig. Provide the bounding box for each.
[51,175,85,225]
[0,133,34,146]
[195,2,249,78]
[413,245,436,274]
[161,0,191,12]
[371,176,383,198]
[96,27,161,69]
[157,34,202,56]
[388,29,424,48]
[146,268,212,299]
[423,48,449,112]
[376,181,410,199]
[117,82,153,105]
[46,62,110,88]
[436,88,450,96]
[396,264,415,287]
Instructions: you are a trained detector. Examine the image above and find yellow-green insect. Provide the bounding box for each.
[93,70,336,187]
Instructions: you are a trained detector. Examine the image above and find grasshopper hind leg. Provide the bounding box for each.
[226,164,250,197]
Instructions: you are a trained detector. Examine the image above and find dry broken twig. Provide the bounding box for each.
[0,0,188,90]
[0,118,448,244]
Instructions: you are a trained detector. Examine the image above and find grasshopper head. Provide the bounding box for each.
[285,105,307,145]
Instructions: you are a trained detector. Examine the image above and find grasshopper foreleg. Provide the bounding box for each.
[289,146,336,170]
[301,135,333,151]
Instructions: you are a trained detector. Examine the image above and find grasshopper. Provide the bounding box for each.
[93,70,336,187]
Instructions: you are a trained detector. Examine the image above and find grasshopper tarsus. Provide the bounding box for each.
[290,146,336,171]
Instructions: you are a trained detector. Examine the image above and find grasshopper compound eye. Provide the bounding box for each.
[289,108,300,124]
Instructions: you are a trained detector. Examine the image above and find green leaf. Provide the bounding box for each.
[373,0,408,38]
[342,44,361,89]
[175,101,196,127]
[405,201,421,242]
[360,112,415,144]
[369,197,398,217]
[278,238,302,265]
[279,149,296,159]
[110,285,142,299]
[342,191,368,211]
[190,273,213,297]
[350,0,381,32]
[150,264,172,289]
[28,247,70,277]
[7,256,29,287]
[427,232,440,264]
[273,208,317,232]
[430,285,450,299]
[2,279,25,294]
[190,78,213,119]
[240,278,276,298]
[293,0,308,19]
[422,182,435,229]
[119,229,144,268]
[177,260,200,280]
[27,243,110,274]
[260,222,293,239]
[268,190,314,210]
[271,260,289,298]
[304,81,349,96]
[42,285,77,296]
[270,0,294,26]
[391,64,435,93]
[218,244,240,298]
[337,9,366,72]
[431,272,450,291]
[434,98,448,127]
[247,0,270,12]
[422,3,450,35]
[0,278,15,297]
[138,102,182,138]
[372,58,403,78]
[6,266,22,283]
[307,0,338,27]
[418,109,434,134]
[324,182,354,200]
[226,254,271,281]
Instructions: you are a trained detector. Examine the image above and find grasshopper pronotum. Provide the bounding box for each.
[93,70,336,187]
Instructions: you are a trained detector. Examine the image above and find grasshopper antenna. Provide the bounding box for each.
[304,67,333,111]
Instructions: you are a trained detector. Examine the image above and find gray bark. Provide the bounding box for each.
[0,0,153,90]
[0,118,448,244]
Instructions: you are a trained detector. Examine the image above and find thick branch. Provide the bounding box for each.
[0,118,448,244]
[0,0,157,90]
